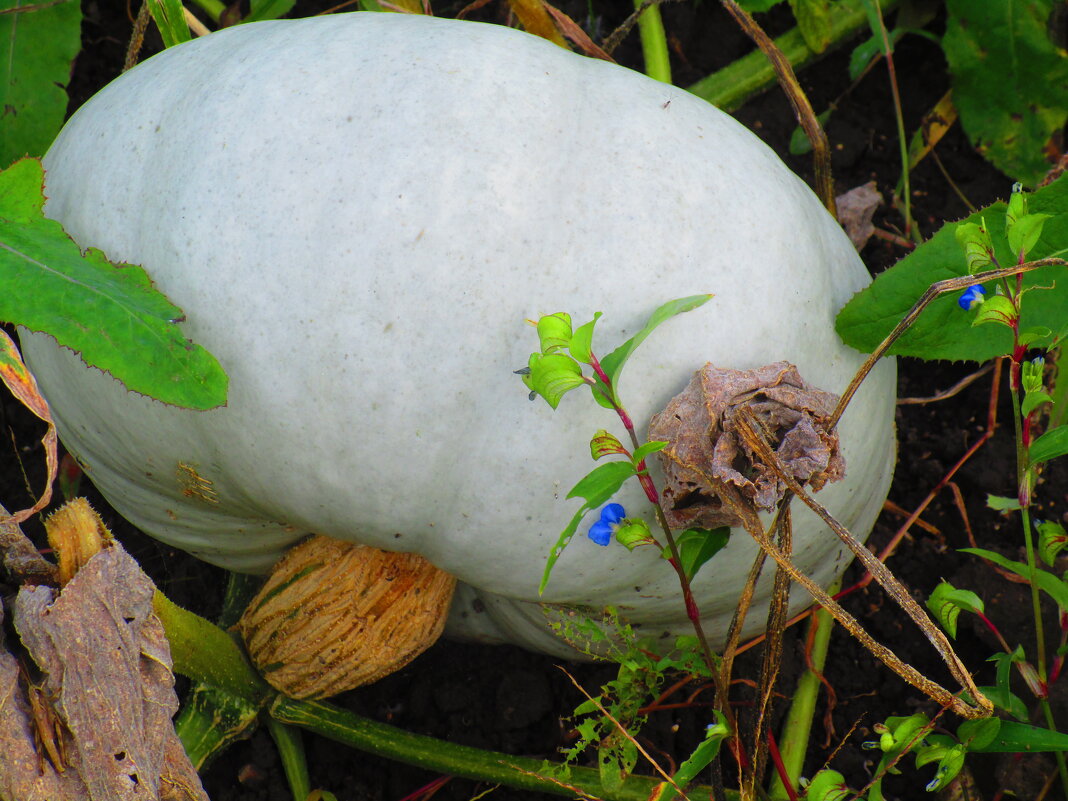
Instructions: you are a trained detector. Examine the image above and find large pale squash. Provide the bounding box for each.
[21,13,896,658]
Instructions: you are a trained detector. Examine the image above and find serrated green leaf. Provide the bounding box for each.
[537,312,573,354]
[836,175,1068,362]
[147,0,192,48]
[943,0,1068,184]
[1030,425,1068,467]
[962,547,1068,610]
[540,461,637,593]
[0,159,228,410]
[600,295,712,393]
[590,429,628,460]
[789,0,832,53]
[0,0,81,165]
[244,0,297,21]
[569,312,601,363]
[632,439,668,465]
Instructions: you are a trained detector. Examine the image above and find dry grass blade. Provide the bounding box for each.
[733,407,991,719]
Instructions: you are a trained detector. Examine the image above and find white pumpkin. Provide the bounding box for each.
[21,13,896,659]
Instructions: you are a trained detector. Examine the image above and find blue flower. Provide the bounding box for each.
[958,285,986,310]
[588,503,626,546]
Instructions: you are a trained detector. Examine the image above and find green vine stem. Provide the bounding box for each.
[767,580,838,800]
[270,696,740,801]
[268,718,312,801]
[634,0,672,83]
[688,0,899,112]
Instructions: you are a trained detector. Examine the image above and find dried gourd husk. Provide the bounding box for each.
[648,360,844,530]
[237,535,456,699]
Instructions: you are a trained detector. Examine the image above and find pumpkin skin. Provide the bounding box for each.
[21,13,896,656]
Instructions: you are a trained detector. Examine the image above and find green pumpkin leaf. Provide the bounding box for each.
[0,0,81,165]
[1030,425,1068,467]
[835,175,1068,362]
[962,547,1068,610]
[943,0,1068,185]
[0,159,228,410]
[539,461,637,593]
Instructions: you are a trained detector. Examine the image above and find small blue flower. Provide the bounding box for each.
[588,503,626,546]
[958,285,986,310]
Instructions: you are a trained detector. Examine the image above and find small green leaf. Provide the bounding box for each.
[926,581,983,639]
[1030,425,1068,467]
[244,0,298,21]
[789,0,833,53]
[600,295,712,391]
[971,294,1017,328]
[986,494,1021,511]
[527,352,585,409]
[955,220,994,274]
[1038,520,1068,566]
[1018,326,1052,347]
[922,744,965,792]
[539,461,637,593]
[802,769,851,801]
[615,519,655,551]
[590,429,629,460]
[666,528,730,582]
[1007,213,1052,259]
[536,312,573,354]
[957,717,1001,751]
[1022,390,1054,418]
[632,440,669,466]
[656,712,729,801]
[1007,183,1027,228]
[788,108,833,155]
[0,159,228,410]
[962,547,1068,610]
[568,312,601,364]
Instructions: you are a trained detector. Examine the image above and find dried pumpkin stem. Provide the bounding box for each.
[732,407,991,719]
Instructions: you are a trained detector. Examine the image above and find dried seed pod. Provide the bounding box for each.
[237,536,456,699]
[43,497,114,586]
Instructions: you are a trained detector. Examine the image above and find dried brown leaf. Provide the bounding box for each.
[12,543,207,801]
[648,361,844,530]
[836,181,883,251]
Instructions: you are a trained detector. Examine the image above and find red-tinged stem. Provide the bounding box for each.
[975,611,1013,654]
[766,731,800,801]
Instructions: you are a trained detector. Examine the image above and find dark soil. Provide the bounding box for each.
[3,2,1066,800]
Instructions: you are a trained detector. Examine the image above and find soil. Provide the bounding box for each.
[3,2,1066,801]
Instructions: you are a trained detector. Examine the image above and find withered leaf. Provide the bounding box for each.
[836,182,883,251]
[648,361,844,531]
[11,543,208,801]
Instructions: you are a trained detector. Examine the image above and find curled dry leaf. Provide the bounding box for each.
[6,539,207,801]
[648,361,844,530]
[836,181,883,251]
